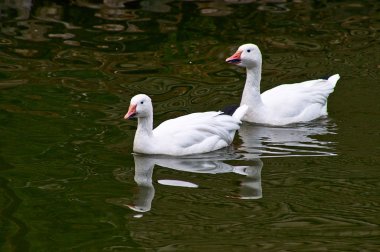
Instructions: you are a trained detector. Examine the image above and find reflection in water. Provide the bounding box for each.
[118,154,262,213]
[238,118,337,158]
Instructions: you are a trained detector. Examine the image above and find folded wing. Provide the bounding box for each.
[153,111,242,154]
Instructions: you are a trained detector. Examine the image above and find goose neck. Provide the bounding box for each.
[241,66,264,106]
[136,116,153,138]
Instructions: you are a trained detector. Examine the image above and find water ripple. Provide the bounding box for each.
[0,1,379,251]
[265,37,323,51]
[53,49,104,68]
[0,176,29,251]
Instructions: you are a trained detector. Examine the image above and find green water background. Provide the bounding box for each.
[0,1,379,251]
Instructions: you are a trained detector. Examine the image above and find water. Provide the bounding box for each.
[0,1,379,251]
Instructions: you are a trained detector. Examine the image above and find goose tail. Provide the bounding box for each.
[328,74,340,88]
[232,105,248,121]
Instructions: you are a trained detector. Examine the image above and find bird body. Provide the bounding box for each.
[226,44,340,125]
[125,94,247,156]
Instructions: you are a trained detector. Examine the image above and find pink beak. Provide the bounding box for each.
[226,50,242,64]
[124,104,137,119]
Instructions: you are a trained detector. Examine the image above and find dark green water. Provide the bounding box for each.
[0,1,379,251]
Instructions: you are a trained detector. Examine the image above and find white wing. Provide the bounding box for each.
[153,111,241,155]
[261,75,339,117]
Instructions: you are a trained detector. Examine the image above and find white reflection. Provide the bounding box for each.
[127,153,263,213]
[157,180,198,188]
[238,118,337,159]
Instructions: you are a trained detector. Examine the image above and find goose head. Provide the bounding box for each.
[226,43,262,69]
[124,94,153,119]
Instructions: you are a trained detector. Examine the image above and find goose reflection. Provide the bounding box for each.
[127,153,263,213]
[238,118,337,159]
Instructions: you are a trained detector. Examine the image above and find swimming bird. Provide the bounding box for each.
[226,43,340,125]
[124,94,248,156]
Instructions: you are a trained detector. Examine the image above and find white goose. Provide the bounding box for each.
[226,43,340,125]
[124,94,248,156]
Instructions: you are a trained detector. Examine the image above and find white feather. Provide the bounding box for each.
[226,43,340,125]
[125,94,247,156]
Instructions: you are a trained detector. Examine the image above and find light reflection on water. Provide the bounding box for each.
[114,117,336,214]
[238,118,337,158]
[109,153,263,213]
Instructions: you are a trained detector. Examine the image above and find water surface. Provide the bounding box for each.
[0,1,379,251]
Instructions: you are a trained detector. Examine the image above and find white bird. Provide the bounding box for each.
[124,94,248,156]
[226,43,340,125]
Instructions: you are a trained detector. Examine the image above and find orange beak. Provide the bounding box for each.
[124,104,137,119]
[226,50,242,64]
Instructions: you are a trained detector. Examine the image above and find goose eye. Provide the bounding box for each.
[247,49,251,53]
[140,101,144,104]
